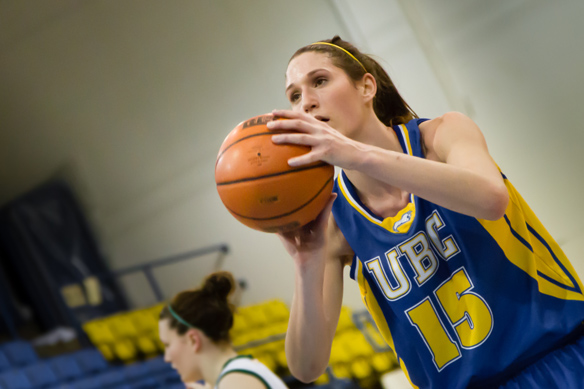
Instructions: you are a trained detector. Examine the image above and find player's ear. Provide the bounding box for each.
[360,73,377,103]
[186,328,203,353]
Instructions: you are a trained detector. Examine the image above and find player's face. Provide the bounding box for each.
[285,52,367,138]
[158,319,202,383]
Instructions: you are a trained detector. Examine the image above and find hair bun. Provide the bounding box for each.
[202,271,235,300]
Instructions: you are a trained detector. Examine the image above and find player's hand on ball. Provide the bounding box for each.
[277,193,337,264]
[269,109,363,170]
[216,113,334,233]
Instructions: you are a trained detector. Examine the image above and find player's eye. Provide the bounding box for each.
[289,92,301,103]
[315,77,327,87]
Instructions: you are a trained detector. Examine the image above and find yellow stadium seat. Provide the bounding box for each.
[336,306,354,333]
[136,335,159,355]
[261,339,284,355]
[276,349,287,368]
[113,339,138,362]
[263,300,289,322]
[350,358,372,380]
[331,363,352,379]
[129,310,158,334]
[262,323,285,338]
[314,371,330,385]
[108,316,139,339]
[241,305,269,328]
[252,327,272,341]
[329,341,351,365]
[231,312,249,335]
[342,329,375,359]
[96,343,114,361]
[272,322,288,335]
[371,352,392,373]
[83,320,116,344]
[232,332,256,348]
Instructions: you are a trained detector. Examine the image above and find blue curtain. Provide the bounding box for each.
[0,180,128,338]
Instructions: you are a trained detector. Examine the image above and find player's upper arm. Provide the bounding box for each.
[425,112,500,179]
[423,112,508,217]
[217,372,267,389]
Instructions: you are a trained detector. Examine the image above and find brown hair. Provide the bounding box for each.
[159,271,235,343]
[290,35,417,127]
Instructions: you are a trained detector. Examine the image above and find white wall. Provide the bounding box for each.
[0,0,361,308]
[1,0,583,309]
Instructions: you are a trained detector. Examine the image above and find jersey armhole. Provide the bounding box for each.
[349,255,358,280]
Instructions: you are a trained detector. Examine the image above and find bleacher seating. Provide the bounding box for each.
[0,342,182,389]
[22,362,60,388]
[0,369,32,389]
[0,298,401,389]
[0,341,38,368]
[229,301,398,388]
[47,355,84,383]
[73,349,109,376]
[82,304,165,363]
[0,352,11,373]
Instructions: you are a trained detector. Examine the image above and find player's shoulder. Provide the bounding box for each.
[419,111,476,134]
[217,371,266,389]
[419,112,484,160]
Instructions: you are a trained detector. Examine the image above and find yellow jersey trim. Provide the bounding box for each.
[478,177,584,301]
[356,258,419,388]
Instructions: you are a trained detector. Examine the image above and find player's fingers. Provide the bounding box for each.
[272,133,316,148]
[271,109,316,122]
[287,152,321,167]
[277,229,301,243]
[271,109,296,118]
[267,118,316,133]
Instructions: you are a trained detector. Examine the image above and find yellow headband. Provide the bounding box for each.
[311,41,367,73]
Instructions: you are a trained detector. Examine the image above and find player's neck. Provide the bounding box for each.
[353,114,402,153]
[344,116,410,218]
[203,344,238,387]
[345,170,410,219]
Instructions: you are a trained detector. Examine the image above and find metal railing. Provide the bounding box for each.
[111,243,229,302]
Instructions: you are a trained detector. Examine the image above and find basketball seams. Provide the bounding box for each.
[224,175,334,221]
[216,131,290,161]
[216,162,330,186]
[216,114,334,232]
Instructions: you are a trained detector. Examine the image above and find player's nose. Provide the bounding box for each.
[302,91,319,114]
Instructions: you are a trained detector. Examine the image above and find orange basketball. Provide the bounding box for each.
[215,113,334,233]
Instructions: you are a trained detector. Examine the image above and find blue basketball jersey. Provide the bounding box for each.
[332,118,584,388]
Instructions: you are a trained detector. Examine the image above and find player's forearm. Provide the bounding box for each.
[355,146,508,220]
[286,258,333,383]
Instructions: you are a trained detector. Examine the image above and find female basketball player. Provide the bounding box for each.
[158,271,289,389]
[267,36,584,388]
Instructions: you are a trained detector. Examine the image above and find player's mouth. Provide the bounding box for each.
[315,115,329,122]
